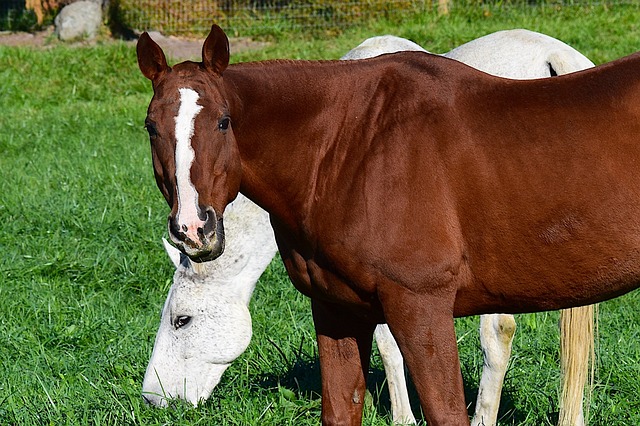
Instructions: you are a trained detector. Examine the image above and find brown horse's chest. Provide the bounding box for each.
[273,222,385,321]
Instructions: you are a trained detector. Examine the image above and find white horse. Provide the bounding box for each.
[142,29,595,426]
[143,195,277,407]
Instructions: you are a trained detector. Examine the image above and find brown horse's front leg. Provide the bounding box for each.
[379,282,470,426]
[312,299,376,426]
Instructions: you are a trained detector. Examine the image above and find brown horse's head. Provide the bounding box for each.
[137,25,241,262]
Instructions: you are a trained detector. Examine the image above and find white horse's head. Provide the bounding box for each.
[142,194,277,407]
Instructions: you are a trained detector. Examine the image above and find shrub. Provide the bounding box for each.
[1,1,38,31]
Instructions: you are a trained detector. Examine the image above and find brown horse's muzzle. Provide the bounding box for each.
[168,206,225,262]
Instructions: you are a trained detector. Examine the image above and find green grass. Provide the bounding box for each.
[1,3,640,425]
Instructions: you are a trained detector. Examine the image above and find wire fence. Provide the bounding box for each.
[113,0,444,36]
[116,0,640,38]
[114,0,622,37]
[6,0,637,36]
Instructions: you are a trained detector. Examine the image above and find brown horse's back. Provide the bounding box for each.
[440,54,640,315]
[257,51,640,317]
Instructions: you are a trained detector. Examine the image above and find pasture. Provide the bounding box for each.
[1,3,639,425]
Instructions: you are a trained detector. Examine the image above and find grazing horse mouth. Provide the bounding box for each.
[168,207,225,262]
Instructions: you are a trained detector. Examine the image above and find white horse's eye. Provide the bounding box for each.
[173,315,192,329]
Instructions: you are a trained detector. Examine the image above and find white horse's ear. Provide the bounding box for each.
[163,238,183,268]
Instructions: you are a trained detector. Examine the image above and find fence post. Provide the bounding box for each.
[438,0,449,15]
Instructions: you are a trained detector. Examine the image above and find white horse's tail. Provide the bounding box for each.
[558,304,597,426]
[546,51,595,77]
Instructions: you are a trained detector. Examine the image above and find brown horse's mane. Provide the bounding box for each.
[240,58,320,65]
[227,51,433,70]
[168,58,359,80]
[230,58,345,69]
[170,58,341,73]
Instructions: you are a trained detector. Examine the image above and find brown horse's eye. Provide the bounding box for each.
[218,117,230,131]
[145,122,158,138]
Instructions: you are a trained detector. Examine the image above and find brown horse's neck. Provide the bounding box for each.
[223,59,381,233]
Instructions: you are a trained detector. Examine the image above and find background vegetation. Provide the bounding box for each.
[112,0,433,37]
[0,0,38,31]
[110,0,640,38]
[1,3,639,425]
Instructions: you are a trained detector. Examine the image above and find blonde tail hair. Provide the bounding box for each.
[558,304,597,426]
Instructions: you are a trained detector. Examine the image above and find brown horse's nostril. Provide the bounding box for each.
[168,216,184,242]
[202,206,216,236]
[167,207,225,262]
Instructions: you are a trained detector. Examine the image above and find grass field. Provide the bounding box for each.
[1,3,640,425]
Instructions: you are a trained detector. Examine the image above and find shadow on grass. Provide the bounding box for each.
[255,342,558,424]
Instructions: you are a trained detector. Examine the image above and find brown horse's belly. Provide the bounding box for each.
[453,259,640,317]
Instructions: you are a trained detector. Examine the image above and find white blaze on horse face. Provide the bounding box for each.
[175,87,204,242]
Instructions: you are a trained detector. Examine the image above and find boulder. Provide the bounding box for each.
[54,1,103,41]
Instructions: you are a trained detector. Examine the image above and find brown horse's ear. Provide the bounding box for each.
[137,32,170,81]
[202,24,229,75]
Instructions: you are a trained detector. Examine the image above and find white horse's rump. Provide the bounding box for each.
[143,29,594,425]
[444,29,595,78]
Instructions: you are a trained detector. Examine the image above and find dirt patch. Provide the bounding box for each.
[141,31,269,62]
[0,27,55,46]
[0,27,269,61]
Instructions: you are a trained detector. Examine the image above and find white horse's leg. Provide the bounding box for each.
[374,324,416,425]
[471,314,517,426]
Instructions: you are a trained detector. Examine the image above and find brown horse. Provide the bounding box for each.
[137,25,640,425]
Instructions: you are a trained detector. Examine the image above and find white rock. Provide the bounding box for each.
[55,1,102,41]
